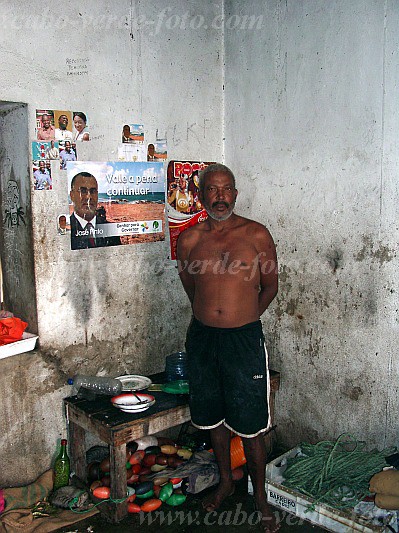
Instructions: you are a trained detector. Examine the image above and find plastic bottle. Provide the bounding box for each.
[53,439,70,490]
[68,375,122,396]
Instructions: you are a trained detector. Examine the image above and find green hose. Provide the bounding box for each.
[282,433,395,511]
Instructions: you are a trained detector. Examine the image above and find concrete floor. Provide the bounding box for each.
[57,480,326,532]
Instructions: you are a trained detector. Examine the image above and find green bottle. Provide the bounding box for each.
[53,439,70,490]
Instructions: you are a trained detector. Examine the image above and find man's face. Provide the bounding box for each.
[39,161,46,172]
[200,171,237,221]
[58,115,68,130]
[41,115,51,129]
[65,141,71,152]
[59,216,67,229]
[70,174,98,220]
[123,126,130,137]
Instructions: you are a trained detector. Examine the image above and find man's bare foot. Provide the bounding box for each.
[202,480,235,512]
[254,493,280,533]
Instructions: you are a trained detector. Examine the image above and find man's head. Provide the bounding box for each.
[123,125,131,137]
[41,114,51,130]
[58,114,69,130]
[46,160,51,171]
[70,172,98,221]
[147,143,155,156]
[65,141,71,152]
[198,164,237,221]
[50,140,55,148]
[58,215,67,229]
[39,160,46,172]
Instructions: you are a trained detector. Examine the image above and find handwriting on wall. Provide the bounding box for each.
[66,57,90,77]
[3,180,25,227]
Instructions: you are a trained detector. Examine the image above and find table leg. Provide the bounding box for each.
[105,443,128,522]
[67,418,87,482]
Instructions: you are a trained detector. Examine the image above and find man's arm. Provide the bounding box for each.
[176,230,195,305]
[255,225,278,316]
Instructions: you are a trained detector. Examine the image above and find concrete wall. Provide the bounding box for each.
[0,102,38,330]
[0,0,222,485]
[224,0,399,448]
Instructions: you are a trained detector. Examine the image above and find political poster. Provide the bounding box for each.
[67,161,165,250]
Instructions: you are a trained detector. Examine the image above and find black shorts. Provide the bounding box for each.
[185,316,271,438]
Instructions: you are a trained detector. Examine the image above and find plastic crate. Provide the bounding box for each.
[0,332,38,360]
[248,447,396,532]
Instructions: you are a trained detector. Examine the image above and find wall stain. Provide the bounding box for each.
[326,249,343,273]
[355,235,394,264]
[341,380,364,401]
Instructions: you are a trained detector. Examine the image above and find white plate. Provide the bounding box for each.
[112,393,155,409]
[119,404,152,413]
[116,375,152,391]
[114,398,156,411]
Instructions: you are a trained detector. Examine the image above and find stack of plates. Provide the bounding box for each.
[111,393,155,413]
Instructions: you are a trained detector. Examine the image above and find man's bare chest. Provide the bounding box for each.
[189,236,259,273]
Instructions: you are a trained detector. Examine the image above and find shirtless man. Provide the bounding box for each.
[177,163,279,532]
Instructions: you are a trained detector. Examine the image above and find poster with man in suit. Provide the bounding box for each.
[67,161,165,250]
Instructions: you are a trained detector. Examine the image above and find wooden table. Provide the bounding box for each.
[64,370,280,523]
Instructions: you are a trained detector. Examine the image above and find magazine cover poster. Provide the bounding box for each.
[67,161,165,250]
[167,160,215,260]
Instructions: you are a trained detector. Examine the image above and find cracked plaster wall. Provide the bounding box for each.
[0,0,223,485]
[225,0,399,448]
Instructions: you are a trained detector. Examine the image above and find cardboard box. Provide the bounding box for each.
[249,447,395,532]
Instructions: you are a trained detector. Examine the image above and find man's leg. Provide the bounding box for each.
[202,424,235,511]
[243,434,280,532]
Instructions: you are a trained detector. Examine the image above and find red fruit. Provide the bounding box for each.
[129,450,145,465]
[127,493,136,503]
[156,454,169,466]
[93,486,111,499]
[127,474,140,484]
[143,454,157,467]
[131,463,141,475]
[127,502,141,513]
[170,477,183,485]
[141,498,162,512]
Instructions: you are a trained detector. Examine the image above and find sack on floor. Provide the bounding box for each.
[0,471,98,533]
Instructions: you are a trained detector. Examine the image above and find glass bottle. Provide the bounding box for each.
[53,439,70,490]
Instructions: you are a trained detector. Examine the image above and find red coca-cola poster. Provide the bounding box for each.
[167,160,215,259]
